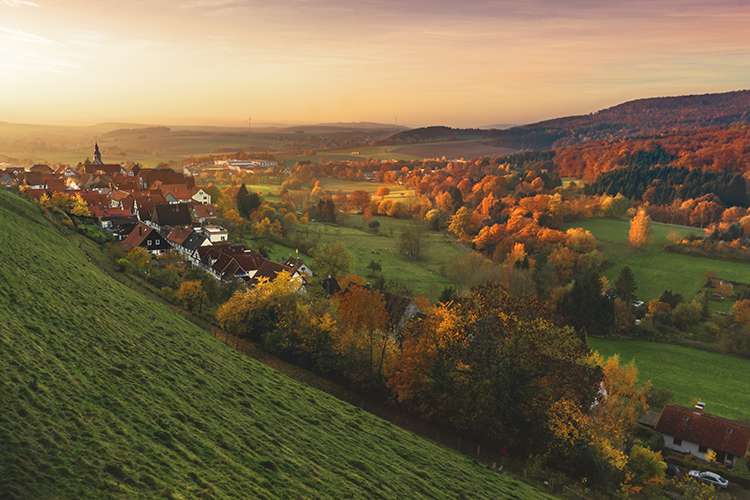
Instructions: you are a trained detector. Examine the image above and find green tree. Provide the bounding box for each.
[614,266,637,303]
[557,272,615,339]
[398,228,422,260]
[312,242,352,278]
[236,184,261,219]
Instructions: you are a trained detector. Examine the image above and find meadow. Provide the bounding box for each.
[275,214,475,299]
[591,338,750,421]
[569,218,750,301]
[0,189,547,499]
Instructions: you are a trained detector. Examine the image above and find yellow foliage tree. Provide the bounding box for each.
[628,208,651,248]
[176,280,208,312]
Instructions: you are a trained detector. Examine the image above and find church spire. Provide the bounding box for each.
[94,143,103,165]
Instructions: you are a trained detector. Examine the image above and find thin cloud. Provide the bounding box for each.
[1,0,39,7]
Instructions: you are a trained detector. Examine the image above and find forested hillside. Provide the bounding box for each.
[0,190,546,499]
[386,90,750,150]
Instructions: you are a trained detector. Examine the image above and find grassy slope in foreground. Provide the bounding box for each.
[570,218,750,300]
[590,338,750,421]
[0,190,546,499]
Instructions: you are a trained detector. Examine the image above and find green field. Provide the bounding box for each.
[0,190,547,499]
[591,338,750,421]
[570,218,750,301]
[282,215,475,299]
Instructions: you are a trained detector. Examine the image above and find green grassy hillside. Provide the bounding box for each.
[0,190,547,499]
[591,338,750,421]
[569,218,750,300]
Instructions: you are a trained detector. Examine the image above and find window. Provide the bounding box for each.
[156,240,160,245]
[147,240,152,246]
[673,438,682,446]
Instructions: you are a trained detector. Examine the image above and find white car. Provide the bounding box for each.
[688,470,729,489]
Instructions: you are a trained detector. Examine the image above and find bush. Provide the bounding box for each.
[115,258,130,273]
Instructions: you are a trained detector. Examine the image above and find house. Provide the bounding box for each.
[191,203,218,224]
[120,222,170,255]
[133,192,167,221]
[139,168,195,189]
[195,244,299,284]
[30,164,53,174]
[200,225,229,244]
[151,203,192,230]
[181,231,211,265]
[166,227,211,263]
[23,172,48,190]
[102,216,138,238]
[656,403,750,467]
[284,255,313,278]
[158,184,211,205]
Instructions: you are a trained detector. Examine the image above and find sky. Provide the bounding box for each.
[0,0,749,127]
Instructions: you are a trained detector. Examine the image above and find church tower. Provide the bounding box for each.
[93,143,103,165]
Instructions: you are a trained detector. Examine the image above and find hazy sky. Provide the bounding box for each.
[1,0,749,127]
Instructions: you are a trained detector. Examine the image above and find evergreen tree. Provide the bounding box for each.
[614,266,637,303]
[557,272,615,339]
[236,184,261,219]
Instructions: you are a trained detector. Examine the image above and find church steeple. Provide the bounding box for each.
[93,143,103,165]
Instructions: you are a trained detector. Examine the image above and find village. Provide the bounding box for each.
[2,143,750,496]
[1,144,310,287]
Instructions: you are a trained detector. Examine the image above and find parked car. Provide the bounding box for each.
[688,470,729,489]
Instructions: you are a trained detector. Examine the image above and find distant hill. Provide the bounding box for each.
[0,190,546,499]
[385,90,750,150]
[282,122,408,134]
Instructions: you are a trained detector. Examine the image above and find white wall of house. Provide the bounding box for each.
[192,189,211,205]
[662,434,737,466]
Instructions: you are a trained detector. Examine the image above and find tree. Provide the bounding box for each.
[334,285,390,380]
[614,266,637,303]
[177,280,208,312]
[312,242,352,278]
[398,228,422,260]
[236,184,261,219]
[557,272,615,339]
[126,247,151,274]
[70,193,91,217]
[628,208,651,248]
[448,206,471,240]
[621,444,666,497]
[672,301,702,328]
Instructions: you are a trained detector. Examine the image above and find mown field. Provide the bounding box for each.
[275,215,475,299]
[591,338,750,421]
[570,218,750,301]
[0,190,548,499]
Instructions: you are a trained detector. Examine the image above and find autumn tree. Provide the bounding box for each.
[389,283,600,453]
[448,206,472,240]
[70,193,91,217]
[126,247,151,274]
[628,208,651,248]
[333,285,390,380]
[177,280,208,312]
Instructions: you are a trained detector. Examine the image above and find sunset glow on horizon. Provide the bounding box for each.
[1,0,749,127]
